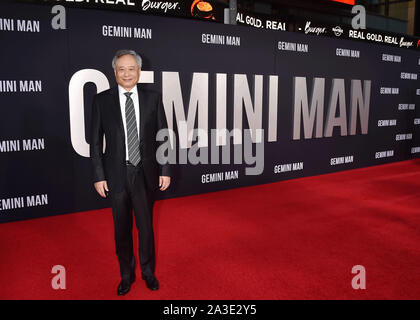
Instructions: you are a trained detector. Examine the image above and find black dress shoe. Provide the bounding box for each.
[142,274,159,291]
[117,274,136,296]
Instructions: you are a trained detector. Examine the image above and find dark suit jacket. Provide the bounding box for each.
[90,84,171,193]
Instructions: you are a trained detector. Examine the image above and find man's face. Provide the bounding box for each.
[114,54,141,91]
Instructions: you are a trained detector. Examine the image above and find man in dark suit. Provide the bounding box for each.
[90,49,170,295]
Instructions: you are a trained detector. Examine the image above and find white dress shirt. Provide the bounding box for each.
[118,85,140,161]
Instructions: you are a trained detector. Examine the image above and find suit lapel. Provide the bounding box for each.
[137,84,145,147]
[111,86,126,145]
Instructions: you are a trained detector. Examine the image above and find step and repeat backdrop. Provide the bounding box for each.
[1,1,419,223]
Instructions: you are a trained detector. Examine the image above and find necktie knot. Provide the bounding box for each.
[124,92,133,98]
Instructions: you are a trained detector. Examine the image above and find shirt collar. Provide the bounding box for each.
[118,84,138,97]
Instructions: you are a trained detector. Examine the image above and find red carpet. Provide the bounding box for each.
[1,159,420,300]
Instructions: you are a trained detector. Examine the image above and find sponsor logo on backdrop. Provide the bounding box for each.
[386,36,399,45]
[0,194,48,212]
[201,33,240,46]
[49,0,136,8]
[191,0,217,20]
[375,150,394,159]
[330,155,354,166]
[399,37,413,48]
[333,26,343,37]
[55,0,135,7]
[142,0,179,13]
[274,162,304,174]
[0,139,45,153]
[382,54,401,62]
[344,29,418,49]
[349,30,383,42]
[0,18,40,32]
[336,48,360,58]
[398,103,415,110]
[201,170,239,183]
[236,13,263,28]
[377,119,396,127]
[102,25,152,39]
[265,19,286,31]
[0,80,42,93]
[349,30,410,47]
[396,133,413,141]
[414,118,420,125]
[236,13,286,30]
[301,21,327,35]
[401,72,417,80]
[380,87,399,94]
[278,41,308,53]
[416,89,420,95]
[412,147,420,154]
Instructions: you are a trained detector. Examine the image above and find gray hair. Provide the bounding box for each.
[111,49,142,70]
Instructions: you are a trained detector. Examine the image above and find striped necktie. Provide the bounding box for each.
[124,92,140,166]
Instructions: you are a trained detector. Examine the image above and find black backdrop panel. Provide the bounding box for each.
[1,2,419,223]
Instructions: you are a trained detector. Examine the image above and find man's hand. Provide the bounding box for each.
[94,180,109,198]
[159,176,171,191]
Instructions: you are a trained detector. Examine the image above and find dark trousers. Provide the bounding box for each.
[110,162,156,280]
